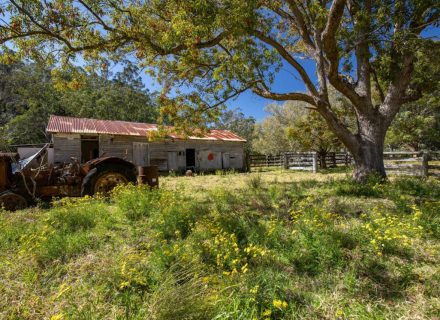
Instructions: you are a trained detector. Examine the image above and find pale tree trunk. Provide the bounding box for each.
[350,122,386,181]
[317,104,389,182]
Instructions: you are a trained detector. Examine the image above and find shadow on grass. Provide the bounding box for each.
[357,259,417,300]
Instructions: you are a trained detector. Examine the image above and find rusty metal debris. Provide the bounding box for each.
[0,144,158,211]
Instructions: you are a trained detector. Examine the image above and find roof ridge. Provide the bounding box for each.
[49,114,158,127]
[46,115,246,142]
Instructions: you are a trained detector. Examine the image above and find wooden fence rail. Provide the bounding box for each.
[383,151,440,177]
[250,152,318,172]
[249,151,440,177]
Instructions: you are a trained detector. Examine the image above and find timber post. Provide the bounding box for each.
[312,152,318,173]
[283,153,288,169]
[421,152,429,177]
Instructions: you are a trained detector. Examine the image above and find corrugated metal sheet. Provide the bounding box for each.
[47,115,246,142]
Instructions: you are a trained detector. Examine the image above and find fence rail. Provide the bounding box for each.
[249,151,440,177]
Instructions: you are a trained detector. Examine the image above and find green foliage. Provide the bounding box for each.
[254,90,356,156]
[0,62,159,144]
[20,197,111,264]
[1,172,439,318]
[253,103,306,155]
[1,0,438,180]
[384,43,440,150]
[386,91,440,151]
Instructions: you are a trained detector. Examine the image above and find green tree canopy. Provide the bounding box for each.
[253,103,306,155]
[214,108,255,144]
[1,0,438,180]
[0,62,158,144]
[385,47,440,151]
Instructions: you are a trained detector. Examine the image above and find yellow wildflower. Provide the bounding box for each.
[273,299,288,309]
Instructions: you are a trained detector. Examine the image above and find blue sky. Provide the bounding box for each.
[137,56,316,122]
[138,25,439,122]
[138,64,311,122]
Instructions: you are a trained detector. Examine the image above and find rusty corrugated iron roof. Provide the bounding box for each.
[46,115,246,142]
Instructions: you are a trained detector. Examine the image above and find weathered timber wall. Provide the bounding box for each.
[52,133,245,171]
[53,134,81,163]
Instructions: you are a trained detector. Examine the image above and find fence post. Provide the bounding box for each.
[422,152,429,177]
[283,153,288,169]
[312,152,318,173]
[331,152,336,167]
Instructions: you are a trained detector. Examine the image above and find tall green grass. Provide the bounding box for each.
[0,175,439,319]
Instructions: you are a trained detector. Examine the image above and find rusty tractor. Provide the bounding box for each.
[0,144,157,211]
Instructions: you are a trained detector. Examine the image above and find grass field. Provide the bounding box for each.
[1,170,439,319]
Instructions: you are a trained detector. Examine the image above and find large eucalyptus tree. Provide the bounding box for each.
[1,0,438,180]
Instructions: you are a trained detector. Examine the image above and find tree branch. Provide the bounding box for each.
[380,54,415,123]
[321,0,365,109]
[353,0,372,103]
[147,31,230,56]
[284,0,315,50]
[253,86,316,106]
[77,0,114,32]
[370,65,385,102]
[252,29,319,97]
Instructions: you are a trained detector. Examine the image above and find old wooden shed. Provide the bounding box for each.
[46,115,246,172]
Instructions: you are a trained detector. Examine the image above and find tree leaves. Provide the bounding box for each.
[0,62,159,144]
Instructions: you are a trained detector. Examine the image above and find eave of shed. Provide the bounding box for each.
[47,115,246,142]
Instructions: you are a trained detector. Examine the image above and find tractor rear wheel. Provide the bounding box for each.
[0,191,28,211]
[81,164,136,196]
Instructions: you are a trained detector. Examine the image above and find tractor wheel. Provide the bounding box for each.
[81,164,136,196]
[0,191,28,211]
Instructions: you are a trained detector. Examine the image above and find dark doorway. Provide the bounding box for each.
[81,136,99,163]
[186,149,196,168]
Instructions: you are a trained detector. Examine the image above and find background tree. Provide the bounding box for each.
[0,61,159,144]
[0,62,66,144]
[1,0,438,181]
[287,108,342,169]
[386,93,440,151]
[253,103,306,155]
[254,93,353,167]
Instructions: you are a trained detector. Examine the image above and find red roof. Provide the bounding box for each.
[46,115,246,142]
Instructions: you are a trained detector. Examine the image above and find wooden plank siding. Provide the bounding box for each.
[52,133,245,171]
[53,134,81,163]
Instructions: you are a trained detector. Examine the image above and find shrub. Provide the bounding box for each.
[246,174,263,190]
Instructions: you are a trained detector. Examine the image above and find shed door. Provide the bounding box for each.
[168,152,178,171]
[81,135,99,163]
[199,150,222,171]
[222,153,230,169]
[133,143,149,166]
